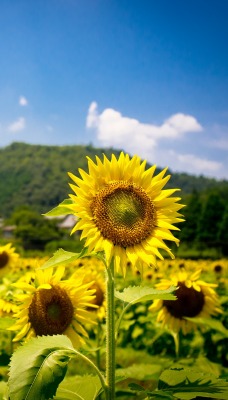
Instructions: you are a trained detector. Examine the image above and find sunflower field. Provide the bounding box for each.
[0,152,228,400]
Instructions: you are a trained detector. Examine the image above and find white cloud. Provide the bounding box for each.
[85,102,228,179]
[8,117,26,132]
[176,153,222,173]
[19,96,28,106]
[86,102,203,159]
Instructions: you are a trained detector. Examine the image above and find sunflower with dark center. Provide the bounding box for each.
[67,152,184,275]
[9,266,97,347]
[0,243,19,279]
[149,269,222,334]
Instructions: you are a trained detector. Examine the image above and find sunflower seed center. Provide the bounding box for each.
[163,282,205,319]
[0,251,9,269]
[91,181,156,247]
[28,285,74,335]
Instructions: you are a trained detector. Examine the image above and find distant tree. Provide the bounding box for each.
[10,206,62,250]
[1,142,228,218]
[180,190,202,243]
[197,192,225,246]
[217,205,228,255]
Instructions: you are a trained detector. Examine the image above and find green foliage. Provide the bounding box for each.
[197,192,225,245]
[185,317,228,338]
[128,367,228,399]
[55,375,102,400]
[8,335,75,400]
[117,363,161,380]
[115,285,177,304]
[0,381,8,400]
[0,142,121,217]
[218,205,228,255]
[115,286,176,340]
[179,189,202,243]
[1,142,228,254]
[45,238,84,254]
[43,199,74,217]
[9,206,62,250]
[177,188,228,256]
[39,248,90,270]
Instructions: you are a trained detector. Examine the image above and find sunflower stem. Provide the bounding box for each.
[73,349,107,395]
[96,321,102,370]
[105,258,116,399]
[172,331,180,358]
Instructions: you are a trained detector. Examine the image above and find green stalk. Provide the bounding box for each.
[73,349,107,396]
[96,321,102,370]
[105,258,116,399]
[172,331,180,359]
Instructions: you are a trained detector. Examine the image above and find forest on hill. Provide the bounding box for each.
[0,142,228,257]
[1,141,228,216]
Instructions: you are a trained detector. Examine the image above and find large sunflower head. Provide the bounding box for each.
[8,266,97,348]
[149,269,222,334]
[67,152,184,274]
[0,243,19,279]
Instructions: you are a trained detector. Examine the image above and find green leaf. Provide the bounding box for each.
[115,285,177,305]
[117,363,162,381]
[0,316,15,329]
[0,381,9,400]
[128,383,145,392]
[146,390,174,399]
[155,367,228,399]
[54,388,84,400]
[8,335,75,400]
[185,317,228,338]
[39,248,89,270]
[55,375,102,400]
[43,199,74,217]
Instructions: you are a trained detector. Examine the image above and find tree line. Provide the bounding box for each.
[178,190,228,256]
[0,142,228,257]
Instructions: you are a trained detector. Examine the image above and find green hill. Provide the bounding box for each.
[0,142,228,218]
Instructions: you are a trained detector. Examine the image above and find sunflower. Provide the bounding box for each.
[71,261,106,321]
[0,298,18,317]
[149,269,222,334]
[0,243,19,279]
[67,152,184,274]
[8,266,97,348]
[0,278,19,317]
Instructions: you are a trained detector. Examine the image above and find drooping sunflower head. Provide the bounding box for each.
[149,269,222,334]
[71,263,106,321]
[0,243,19,279]
[67,152,184,274]
[8,266,97,348]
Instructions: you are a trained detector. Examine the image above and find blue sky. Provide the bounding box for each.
[0,0,228,179]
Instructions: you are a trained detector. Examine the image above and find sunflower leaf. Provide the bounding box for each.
[115,285,177,305]
[128,367,228,399]
[54,375,103,400]
[8,335,76,400]
[154,367,228,399]
[0,381,9,400]
[185,317,228,338]
[117,363,162,380]
[43,199,74,217]
[39,248,89,270]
